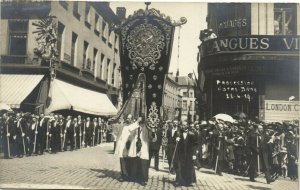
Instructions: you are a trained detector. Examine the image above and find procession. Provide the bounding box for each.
[0,112,113,158]
[1,110,299,187]
[0,1,299,190]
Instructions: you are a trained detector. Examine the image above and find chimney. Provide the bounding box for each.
[116,7,126,21]
[175,69,179,82]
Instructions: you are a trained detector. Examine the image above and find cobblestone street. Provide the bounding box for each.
[0,143,298,190]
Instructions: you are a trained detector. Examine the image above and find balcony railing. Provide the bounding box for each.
[1,55,28,64]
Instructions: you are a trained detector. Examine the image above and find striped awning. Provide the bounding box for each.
[0,74,44,108]
[45,79,118,116]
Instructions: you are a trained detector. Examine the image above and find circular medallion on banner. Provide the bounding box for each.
[126,23,165,69]
[148,84,152,89]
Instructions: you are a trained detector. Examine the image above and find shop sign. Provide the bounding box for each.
[218,18,247,32]
[200,35,300,58]
[264,100,299,122]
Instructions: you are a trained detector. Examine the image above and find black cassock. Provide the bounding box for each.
[174,129,197,186]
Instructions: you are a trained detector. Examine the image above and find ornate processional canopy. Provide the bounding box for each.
[112,3,187,129]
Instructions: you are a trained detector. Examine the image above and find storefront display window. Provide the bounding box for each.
[274,4,297,35]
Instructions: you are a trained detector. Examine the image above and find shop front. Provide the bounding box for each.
[199,35,299,121]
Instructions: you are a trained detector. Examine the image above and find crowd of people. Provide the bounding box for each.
[158,117,299,185]
[0,112,113,158]
[1,110,298,187]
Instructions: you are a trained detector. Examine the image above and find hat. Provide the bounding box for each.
[200,121,208,125]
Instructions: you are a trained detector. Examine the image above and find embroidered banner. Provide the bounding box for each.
[115,8,186,129]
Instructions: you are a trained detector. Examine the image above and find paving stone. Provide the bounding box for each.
[0,142,298,190]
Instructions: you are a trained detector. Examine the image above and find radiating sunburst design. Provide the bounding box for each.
[32,15,58,59]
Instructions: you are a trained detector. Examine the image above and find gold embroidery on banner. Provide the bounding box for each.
[126,23,165,69]
[147,102,160,129]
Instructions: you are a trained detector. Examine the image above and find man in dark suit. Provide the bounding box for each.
[174,120,197,186]
[1,113,14,159]
[37,114,47,155]
[28,115,38,156]
[77,115,84,148]
[50,115,60,153]
[85,117,92,147]
[64,115,74,151]
[258,125,274,184]
[166,120,180,173]
[74,118,80,149]
[149,127,163,171]
[247,124,258,182]
[14,113,26,157]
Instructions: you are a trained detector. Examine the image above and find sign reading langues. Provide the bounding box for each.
[264,100,299,122]
[200,35,300,57]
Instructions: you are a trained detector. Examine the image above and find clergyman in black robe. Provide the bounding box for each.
[174,120,197,186]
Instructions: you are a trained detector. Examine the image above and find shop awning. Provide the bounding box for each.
[45,79,118,116]
[0,74,44,108]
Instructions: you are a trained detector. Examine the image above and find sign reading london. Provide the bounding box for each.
[264,100,299,122]
[200,35,300,57]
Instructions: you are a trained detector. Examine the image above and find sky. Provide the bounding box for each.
[110,2,208,77]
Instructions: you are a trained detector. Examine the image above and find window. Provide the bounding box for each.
[83,41,89,69]
[114,35,118,49]
[73,1,80,20]
[274,4,297,35]
[112,63,116,85]
[71,32,78,66]
[190,91,193,97]
[190,101,193,110]
[57,22,65,59]
[182,100,187,111]
[94,14,100,36]
[59,1,68,10]
[102,20,107,42]
[183,91,188,97]
[108,29,113,48]
[93,48,98,72]
[9,20,28,56]
[85,3,91,28]
[106,58,110,82]
[100,54,105,79]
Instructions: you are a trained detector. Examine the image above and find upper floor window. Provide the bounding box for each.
[274,4,297,35]
[182,100,187,111]
[73,1,80,20]
[190,91,193,98]
[85,3,91,29]
[93,48,98,72]
[59,1,68,10]
[112,63,116,85]
[71,32,78,66]
[9,20,28,56]
[106,58,111,82]
[183,91,188,97]
[83,41,90,69]
[57,22,65,59]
